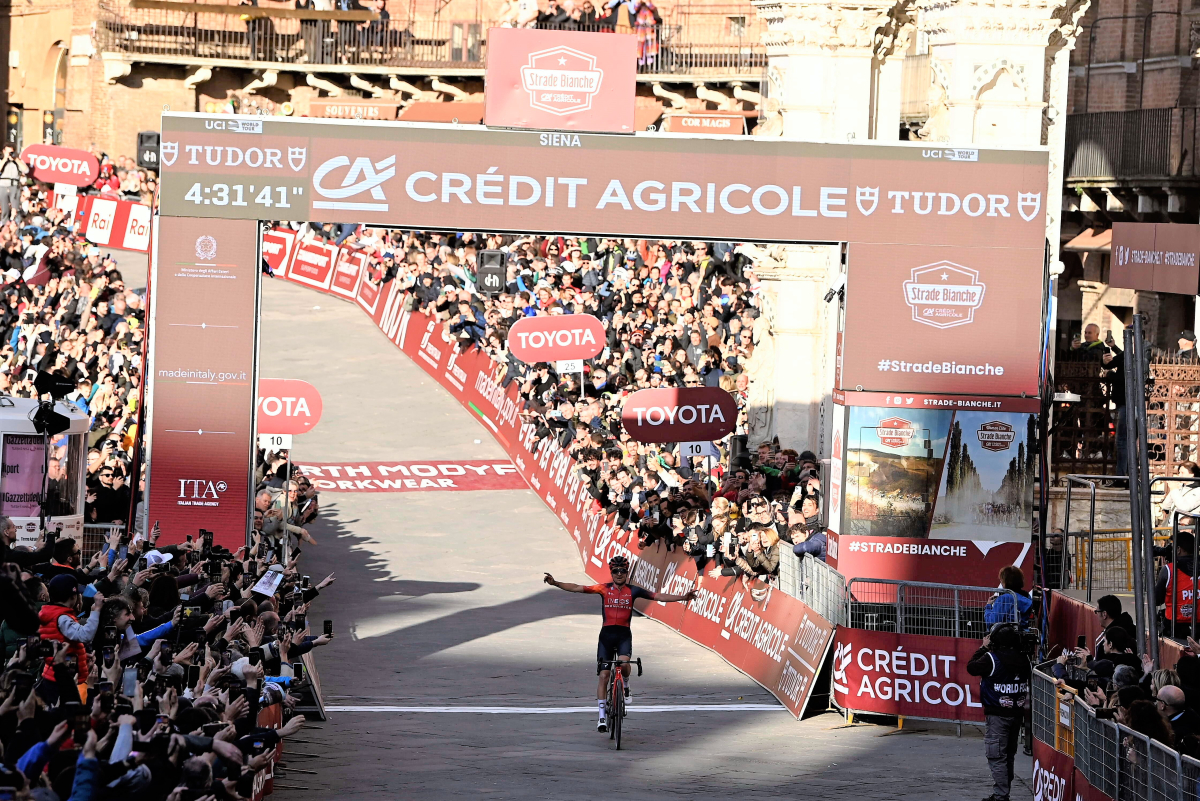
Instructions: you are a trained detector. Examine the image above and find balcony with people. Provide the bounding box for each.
[94,0,767,79]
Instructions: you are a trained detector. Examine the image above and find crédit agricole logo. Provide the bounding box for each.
[520,46,604,116]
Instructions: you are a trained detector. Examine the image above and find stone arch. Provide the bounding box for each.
[970,59,1029,102]
[973,65,1031,144]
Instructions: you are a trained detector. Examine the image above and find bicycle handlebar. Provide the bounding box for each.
[596,657,643,676]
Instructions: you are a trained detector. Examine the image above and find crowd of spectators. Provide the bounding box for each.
[0,148,155,527]
[1051,593,1200,781]
[283,223,829,597]
[0,154,337,800]
[0,515,334,801]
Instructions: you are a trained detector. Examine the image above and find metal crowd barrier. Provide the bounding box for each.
[1033,661,1200,800]
[81,523,123,556]
[777,552,847,627]
[1059,473,1200,601]
[845,578,1018,638]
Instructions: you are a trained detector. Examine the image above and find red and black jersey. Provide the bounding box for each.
[583,582,656,628]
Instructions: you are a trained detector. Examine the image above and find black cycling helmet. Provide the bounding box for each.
[608,555,630,573]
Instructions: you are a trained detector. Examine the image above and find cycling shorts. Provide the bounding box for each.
[597,625,633,663]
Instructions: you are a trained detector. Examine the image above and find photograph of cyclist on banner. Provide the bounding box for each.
[544,554,696,737]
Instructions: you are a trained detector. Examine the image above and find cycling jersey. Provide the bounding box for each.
[583,582,656,628]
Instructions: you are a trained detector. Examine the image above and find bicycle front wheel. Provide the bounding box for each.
[613,683,624,750]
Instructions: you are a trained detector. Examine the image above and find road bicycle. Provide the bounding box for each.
[597,657,642,750]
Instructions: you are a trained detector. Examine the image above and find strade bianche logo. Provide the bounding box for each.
[902,261,986,330]
[520,46,604,116]
[977,420,1015,452]
[875,417,916,449]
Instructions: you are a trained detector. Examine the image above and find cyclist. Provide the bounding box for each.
[544,554,696,732]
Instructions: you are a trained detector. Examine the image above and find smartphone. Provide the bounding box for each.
[102,646,114,667]
[292,662,305,682]
[202,721,227,736]
[248,649,261,667]
[324,620,333,636]
[11,672,34,701]
[186,664,201,687]
[1077,635,1086,649]
[160,643,173,664]
[97,680,113,695]
[302,575,311,590]
[136,661,151,682]
[99,691,114,713]
[104,625,118,643]
[186,534,193,543]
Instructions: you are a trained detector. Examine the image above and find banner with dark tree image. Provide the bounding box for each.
[845,406,1035,543]
[932,412,1035,543]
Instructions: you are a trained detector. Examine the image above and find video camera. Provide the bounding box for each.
[989,622,1040,658]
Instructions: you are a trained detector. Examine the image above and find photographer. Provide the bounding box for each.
[967,623,1032,801]
[0,146,26,224]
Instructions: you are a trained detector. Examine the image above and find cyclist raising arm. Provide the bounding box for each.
[544,555,696,732]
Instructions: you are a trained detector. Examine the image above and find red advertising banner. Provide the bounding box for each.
[355,261,383,316]
[1032,738,1074,801]
[257,378,322,435]
[329,246,365,298]
[148,217,259,549]
[507,314,605,363]
[21,144,99,186]
[274,268,835,716]
[830,627,986,722]
[295,460,525,492]
[1111,222,1200,295]
[841,242,1044,396]
[288,240,337,290]
[1073,767,1115,801]
[51,194,153,252]
[157,116,1048,254]
[260,228,297,275]
[832,389,1041,413]
[836,535,1032,586]
[620,387,737,443]
[483,28,637,134]
[660,114,747,135]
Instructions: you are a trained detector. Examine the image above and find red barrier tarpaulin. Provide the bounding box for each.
[830,627,986,723]
[1031,737,1074,801]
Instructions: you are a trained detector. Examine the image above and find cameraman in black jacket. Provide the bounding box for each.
[967,623,1032,801]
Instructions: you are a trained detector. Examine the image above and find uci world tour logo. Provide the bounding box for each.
[902,261,986,329]
[520,46,604,116]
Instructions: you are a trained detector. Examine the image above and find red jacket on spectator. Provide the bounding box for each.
[37,603,88,681]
